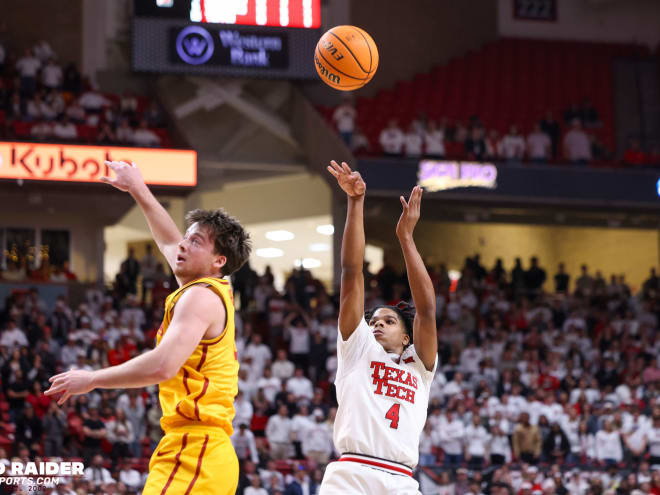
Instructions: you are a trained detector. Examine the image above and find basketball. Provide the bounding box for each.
[314,25,379,91]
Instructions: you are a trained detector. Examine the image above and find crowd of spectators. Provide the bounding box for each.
[4,249,660,494]
[0,40,167,147]
[331,98,660,169]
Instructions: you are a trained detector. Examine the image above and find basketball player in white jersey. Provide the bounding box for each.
[320,161,437,495]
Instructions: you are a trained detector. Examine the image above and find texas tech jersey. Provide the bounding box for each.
[333,318,437,468]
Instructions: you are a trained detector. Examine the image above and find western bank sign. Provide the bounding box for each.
[418,160,498,192]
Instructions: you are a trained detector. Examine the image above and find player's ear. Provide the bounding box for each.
[213,254,227,275]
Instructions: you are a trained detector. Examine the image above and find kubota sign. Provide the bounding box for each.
[0,142,197,186]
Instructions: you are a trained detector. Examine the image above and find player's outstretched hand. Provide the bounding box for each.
[396,185,422,240]
[327,160,365,198]
[45,369,95,406]
[100,161,145,194]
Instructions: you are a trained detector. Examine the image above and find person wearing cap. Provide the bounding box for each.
[302,409,333,465]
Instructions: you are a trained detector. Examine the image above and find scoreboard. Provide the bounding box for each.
[132,0,321,79]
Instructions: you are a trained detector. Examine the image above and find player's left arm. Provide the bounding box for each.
[396,186,437,371]
[46,286,224,404]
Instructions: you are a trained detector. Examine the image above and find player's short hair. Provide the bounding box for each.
[365,301,415,343]
[185,208,252,276]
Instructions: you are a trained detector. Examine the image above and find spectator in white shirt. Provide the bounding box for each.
[245,333,272,378]
[232,423,260,464]
[84,455,115,486]
[132,120,161,147]
[79,89,109,113]
[284,311,312,368]
[66,100,86,123]
[302,409,333,464]
[259,460,285,492]
[272,349,295,380]
[286,368,314,402]
[490,425,512,465]
[464,415,491,470]
[245,476,268,495]
[266,405,293,460]
[563,119,592,166]
[500,125,526,164]
[379,119,405,156]
[527,124,551,164]
[42,58,63,89]
[438,410,466,466]
[255,367,281,405]
[443,372,465,399]
[34,40,55,62]
[419,421,436,467]
[291,404,315,457]
[16,48,41,97]
[117,459,141,492]
[404,123,423,157]
[333,99,356,146]
[0,320,28,350]
[424,120,445,157]
[595,420,623,466]
[53,116,78,141]
[233,390,254,429]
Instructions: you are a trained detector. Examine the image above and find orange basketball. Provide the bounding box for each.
[314,25,379,91]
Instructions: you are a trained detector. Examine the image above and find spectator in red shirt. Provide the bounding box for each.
[623,139,647,166]
[26,381,51,419]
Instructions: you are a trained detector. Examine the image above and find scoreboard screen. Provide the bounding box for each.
[132,0,321,79]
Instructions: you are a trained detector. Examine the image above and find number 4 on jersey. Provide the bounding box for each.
[385,403,400,429]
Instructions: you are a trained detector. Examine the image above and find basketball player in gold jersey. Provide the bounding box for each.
[45,161,251,495]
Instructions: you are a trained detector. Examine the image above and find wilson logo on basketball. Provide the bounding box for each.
[314,53,341,85]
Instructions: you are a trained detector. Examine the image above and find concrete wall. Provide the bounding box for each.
[349,0,498,96]
[498,0,660,47]
[2,0,83,66]
[195,173,332,225]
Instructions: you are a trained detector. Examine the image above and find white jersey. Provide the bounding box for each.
[333,318,437,468]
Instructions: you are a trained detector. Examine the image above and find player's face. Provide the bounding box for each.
[368,307,409,355]
[174,223,226,281]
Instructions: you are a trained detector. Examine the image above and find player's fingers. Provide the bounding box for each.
[99,176,114,184]
[327,166,339,178]
[58,391,71,406]
[400,196,408,209]
[341,162,352,174]
[329,160,342,173]
[49,373,65,382]
[45,383,64,395]
[104,161,121,171]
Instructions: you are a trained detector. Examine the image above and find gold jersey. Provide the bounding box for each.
[156,277,238,437]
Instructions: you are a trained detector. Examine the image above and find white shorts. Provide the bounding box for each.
[319,454,420,495]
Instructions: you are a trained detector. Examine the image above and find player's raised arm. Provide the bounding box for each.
[396,186,437,370]
[327,160,366,340]
[45,286,222,404]
[101,161,184,284]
